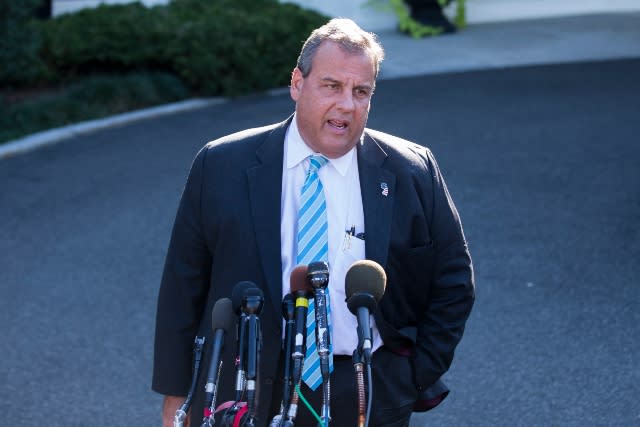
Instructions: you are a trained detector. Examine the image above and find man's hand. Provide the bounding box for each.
[162,395,189,427]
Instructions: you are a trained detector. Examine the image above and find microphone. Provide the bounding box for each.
[308,261,331,375]
[241,286,264,425]
[279,265,312,427]
[231,281,258,402]
[269,293,295,427]
[345,260,387,363]
[345,260,387,427]
[289,265,312,381]
[281,294,295,407]
[201,298,235,427]
[307,261,331,426]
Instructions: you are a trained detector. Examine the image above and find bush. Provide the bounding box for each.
[0,72,189,142]
[0,0,50,85]
[0,0,328,142]
[33,0,328,95]
[37,3,174,79]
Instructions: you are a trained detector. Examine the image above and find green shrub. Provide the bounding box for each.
[38,2,174,79]
[0,0,328,142]
[0,0,50,86]
[0,72,189,142]
[165,0,327,95]
[33,0,327,95]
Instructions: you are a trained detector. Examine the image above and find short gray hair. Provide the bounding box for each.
[296,18,385,79]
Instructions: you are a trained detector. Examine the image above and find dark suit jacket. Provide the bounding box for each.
[152,116,474,425]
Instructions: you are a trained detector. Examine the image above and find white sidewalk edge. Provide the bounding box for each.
[0,97,226,159]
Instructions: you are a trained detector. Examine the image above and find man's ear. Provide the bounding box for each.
[290,67,303,102]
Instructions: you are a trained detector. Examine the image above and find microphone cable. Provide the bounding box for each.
[294,384,326,427]
[366,363,373,427]
[175,336,206,427]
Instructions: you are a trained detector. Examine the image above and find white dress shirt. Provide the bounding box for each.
[281,114,382,355]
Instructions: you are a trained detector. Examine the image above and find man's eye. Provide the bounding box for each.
[356,89,370,97]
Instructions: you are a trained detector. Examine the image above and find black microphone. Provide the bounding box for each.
[280,265,312,427]
[281,294,295,407]
[201,298,235,427]
[290,265,312,370]
[307,261,331,426]
[231,281,258,402]
[345,260,387,363]
[308,261,331,375]
[241,286,264,425]
[269,292,296,427]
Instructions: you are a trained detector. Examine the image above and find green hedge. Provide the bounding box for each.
[38,3,173,79]
[27,0,328,95]
[1,0,328,143]
[0,0,49,85]
[0,72,189,142]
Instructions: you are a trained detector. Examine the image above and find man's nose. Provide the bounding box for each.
[336,90,355,111]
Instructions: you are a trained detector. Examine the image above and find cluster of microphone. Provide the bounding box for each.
[174,259,387,427]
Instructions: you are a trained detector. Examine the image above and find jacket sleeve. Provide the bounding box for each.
[152,146,212,396]
[411,148,475,391]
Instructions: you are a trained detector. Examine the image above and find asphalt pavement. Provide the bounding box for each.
[1,13,639,427]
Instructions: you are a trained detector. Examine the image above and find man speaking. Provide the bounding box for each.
[153,18,474,427]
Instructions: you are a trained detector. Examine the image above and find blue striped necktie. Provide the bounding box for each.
[297,154,333,391]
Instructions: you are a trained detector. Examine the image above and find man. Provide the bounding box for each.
[153,18,474,427]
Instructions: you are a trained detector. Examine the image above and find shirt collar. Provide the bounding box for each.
[285,113,356,177]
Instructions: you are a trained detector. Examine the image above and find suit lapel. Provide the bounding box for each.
[358,132,396,269]
[247,119,290,316]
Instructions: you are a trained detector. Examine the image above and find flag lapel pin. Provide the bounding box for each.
[380,182,389,197]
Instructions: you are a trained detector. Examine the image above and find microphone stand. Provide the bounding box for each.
[352,312,373,427]
[175,336,206,427]
[352,350,366,427]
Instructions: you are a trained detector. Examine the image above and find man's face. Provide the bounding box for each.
[290,41,376,159]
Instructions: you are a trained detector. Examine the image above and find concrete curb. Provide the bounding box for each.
[0,98,226,159]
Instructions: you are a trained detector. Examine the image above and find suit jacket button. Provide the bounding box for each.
[265,377,273,385]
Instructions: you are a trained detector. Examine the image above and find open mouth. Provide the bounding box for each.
[328,119,348,130]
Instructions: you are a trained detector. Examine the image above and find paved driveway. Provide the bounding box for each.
[1,59,639,426]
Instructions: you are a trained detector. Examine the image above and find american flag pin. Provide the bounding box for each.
[380,182,389,197]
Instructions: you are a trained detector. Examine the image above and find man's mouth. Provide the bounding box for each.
[328,119,348,130]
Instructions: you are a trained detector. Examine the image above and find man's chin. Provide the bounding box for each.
[319,138,358,158]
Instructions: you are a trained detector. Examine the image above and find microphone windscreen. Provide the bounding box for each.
[307,261,329,290]
[290,265,311,294]
[242,287,264,315]
[307,261,329,276]
[345,260,387,303]
[232,281,258,314]
[244,287,264,300]
[211,298,235,334]
[282,293,295,321]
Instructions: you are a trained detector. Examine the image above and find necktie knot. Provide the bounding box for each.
[308,154,329,174]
